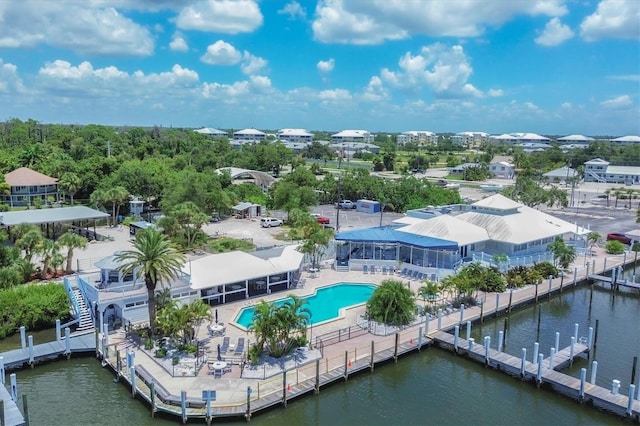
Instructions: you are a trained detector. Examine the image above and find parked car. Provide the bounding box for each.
[260,217,283,228]
[311,213,330,224]
[335,200,356,209]
[606,233,631,244]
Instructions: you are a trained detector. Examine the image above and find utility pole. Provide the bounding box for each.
[335,175,341,232]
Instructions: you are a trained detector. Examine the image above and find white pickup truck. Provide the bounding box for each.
[335,200,356,209]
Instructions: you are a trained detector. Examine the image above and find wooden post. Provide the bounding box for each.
[480,301,484,323]
[282,370,287,407]
[418,326,423,352]
[0,400,4,426]
[579,368,587,402]
[180,390,187,424]
[495,294,500,317]
[370,341,375,372]
[116,350,121,382]
[344,351,349,381]
[535,282,539,303]
[502,318,508,351]
[95,329,100,357]
[394,333,399,363]
[507,289,513,313]
[631,356,638,388]
[573,267,577,287]
[246,386,252,422]
[150,382,156,417]
[594,319,599,351]
[559,274,564,293]
[22,394,29,426]
[314,359,320,394]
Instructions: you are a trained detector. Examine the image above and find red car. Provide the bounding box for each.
[606,233,631,244]
[311,214,330,224]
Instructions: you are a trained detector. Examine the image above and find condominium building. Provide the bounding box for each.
[397,131,438,145]
[233,128,267,141]
[277,129,314,143]
[331,130,374,144]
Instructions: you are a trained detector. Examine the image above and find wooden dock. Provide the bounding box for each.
[431,330,640,420]
[590,274,640,291]
[0,382,26,426]
[0,332,96,370]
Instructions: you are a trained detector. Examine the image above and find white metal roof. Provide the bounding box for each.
[184,245,304,290]
[557,134,594,142]
[471,194,522,210]
[397,215,490,246]
[234,128,266,135]
[456,204,589,244]
[194,127,226,135]
[0,206,109,226]
[605,166,640,176]
[278,128,313,136]
[332,130,371,137]
[611,135,640,143]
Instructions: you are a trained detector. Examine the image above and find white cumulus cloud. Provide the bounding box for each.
[362,76,388,102]
[601,95,633,108]
[176,0,263,34]
[580,0,640,41]
[278,1,306,20]
[535,17,574,46]
[241,52,267,75]
[169,32,189,52]
[317,58,335,73]
[0,59,27,93]
[200,40,242,65]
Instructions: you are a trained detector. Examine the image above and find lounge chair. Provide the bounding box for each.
[370,265,376,274]
[401,268,409,277]
[363,265,368,274]
[381,266,387,275]
[220,336,230,353]
[234,337,245,356]
[412,270,420,280]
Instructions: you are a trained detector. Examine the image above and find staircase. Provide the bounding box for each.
[72,287,94,332]
[586,170,607,183]
[335,262,350,272]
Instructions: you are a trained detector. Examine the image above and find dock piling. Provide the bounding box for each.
[64,327,71,358]
[536,354,544,385]
[579,368,587,401]
[520,348,526,377]
[569,337,575,366]
[466,321,471,341]
[535,281,539,302]
[459,304,465,325]
[468,337,475,352]
[594,320,600,351]
[22,393,29,426]
[10,373,17,402]
[508,289,513,313]
[533,342,539,363]
[393,334,399,363]
[612,379,620,395]
[55,319,61,341]
[28,335,34,367]
[370,341,374,372]
[603,258,607,273]
[547,276,552,298]
[0,356,4,384]
[454,326,459,354]
[498,331,504,353]
[150,382,155,417]
[418,326,423,352]
[246,386,252,421]
[484,336,490,365]
[315,360,320,393]
[495,294,500,317]
[574,323,579,341]
[549,348,556,369]
[180,390,187,424]
[591,361,598,384]
[437,309,442,330]
[130,366,136,398]
[555,332,560,353]
[480,300,484,323]
[560,274,564,293]
[20,326,26,349]
[573,267,577,287]
[630,356,637,388]
[628,385,636,415]
[503,319,508,350]
[282,370,288,406]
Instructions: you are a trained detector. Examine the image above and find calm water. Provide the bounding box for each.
[234,283,375,328]
[6,284,638,425]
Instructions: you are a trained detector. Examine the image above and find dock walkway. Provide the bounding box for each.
[590,274,640,291]
[0,382,25,426]
[1,332,95,370]
[431,330,640,419]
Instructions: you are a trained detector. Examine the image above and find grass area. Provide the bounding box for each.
[206,237,255,253]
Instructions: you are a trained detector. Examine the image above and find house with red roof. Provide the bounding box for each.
[2,167,59,207]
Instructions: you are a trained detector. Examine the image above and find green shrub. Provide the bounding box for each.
[172,355,180,365]
[604,240,625,255]
[0,282,70,338]
[154,348,167,358]
[247,344,260,365]
[532,261,558,278]
[144,338,154,350]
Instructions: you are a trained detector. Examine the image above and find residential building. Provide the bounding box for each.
[277,128,314,143]
[452,132,489,148]
[610,135,640,146]
[489,156,515,179]
[331,130,374,144]
[583,158,640,184]
[233,128,267,141]
[543,166,578,184]
[556,134,594,145]
[3,167,59,207]
[397,131,438,145]
[194,127,228,137]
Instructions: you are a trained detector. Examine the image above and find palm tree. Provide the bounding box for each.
[57,231,88,274]
[37,239,59,280]
[15,226,44,263]
[105,186,129,226]
[417,281,440,309]
[613,188,623,208]
[365,279,416,326]
[586,232,601,256]
[59,172,82,205]
[115,229,186,334]
[604,189,611,207]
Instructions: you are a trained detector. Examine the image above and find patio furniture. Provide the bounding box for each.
[401,268,409,277]
[234,338,245,356]
[220,336,230,353]
[381,266,387,275]
[363,265,368,274]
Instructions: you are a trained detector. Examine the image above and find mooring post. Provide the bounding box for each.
[0,356,4,385]
[549,347,556,369]
[495,294,500,316]
[533,342,539,364]
[588,326,594,351]
[507,289,513,313]
[453,326,459,354]
[20,326,26,349]
[418,326,423,352]
[631,356,638,388]
[573,267,577,287]
[579,368,587,402]
[0,400,4,426]
[425,315,430,335]
[64,327,71,358]
[535,281,539,302]
[459,304,465,325]
[612,379,620,395]
[55,319,61,341]
[437,309,442,330]
[22,393,29,426]
[95,329,100,357]
[466,321,471,341]
[574,323,579,341]
[468,337,475,352]
[603,258,607,273]
[591,361,598,384]
[592,259,596,275]
[480,300,484,323]
[115,350,121,381]
[502,319,508,351]
[554,332,560,353]
[315,359,320,394]
[245,386,252,422]
[393,333,399,363]
[498,331,504,353]
[586,262,590,278]
[569,337,575,365]
[27,335,34,367]
[559,274,564,293]
[180,390,187,424]
[10,373,17,402]
[130,366,136,397]
[628,385,636,416]
[370,341,375,372]
[344,350,350,379]
[520,348,527,378]
[150,382,156,417]
[283,370,288,406]
[536,354,544,385]
[547,275,552,298]
[484,336,491,365]
[594,320,599,350]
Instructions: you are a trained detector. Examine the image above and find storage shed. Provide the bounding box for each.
[356,199,380,214]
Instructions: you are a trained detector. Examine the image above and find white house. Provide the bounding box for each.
[584,158,640,184]
[277,128,314,143]
[489,157,515,179]
[452,132,489,148]
[194,127,228,137]
[331,130,374,144]
[233,128,267,141]
[557,134,594,144]
[610,135,640,146]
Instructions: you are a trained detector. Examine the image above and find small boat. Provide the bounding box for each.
[480,184,503,192]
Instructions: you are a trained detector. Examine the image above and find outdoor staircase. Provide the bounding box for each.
[72,287,94,332]
[586,170,607,183]
[335,263,350,272]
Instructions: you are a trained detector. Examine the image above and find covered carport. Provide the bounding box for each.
[0,206,110,240]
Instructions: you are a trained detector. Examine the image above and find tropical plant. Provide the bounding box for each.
[115,229,186,334]
[417,280,440,308]
[250,294,311,358]
[298,223,333,270]
[586,232,601,256]
[546,237,576,269]
[365,279,416,326]
[604,240,625,255]
[59,172,82,205]
[57,231,88,274]
[36,239,59,279]
[14,226,44,263]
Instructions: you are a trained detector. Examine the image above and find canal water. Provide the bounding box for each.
[5,284,638,425]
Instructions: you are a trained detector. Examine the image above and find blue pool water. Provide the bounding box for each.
[234,283,375,328]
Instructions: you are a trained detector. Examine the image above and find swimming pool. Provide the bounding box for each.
[233,283,375,329]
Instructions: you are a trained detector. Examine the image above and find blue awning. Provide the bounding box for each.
[335,227,458,250]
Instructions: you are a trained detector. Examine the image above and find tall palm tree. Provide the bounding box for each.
[57,231,88,273]
[59,172,82,205]
[37,239,59,280]
[115,229,186,334]
[105,186,129,226]
[586,232,601,256]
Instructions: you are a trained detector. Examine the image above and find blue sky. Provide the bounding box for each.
[0,0,638,136]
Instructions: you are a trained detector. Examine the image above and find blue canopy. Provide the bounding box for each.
[335,227,458,250]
